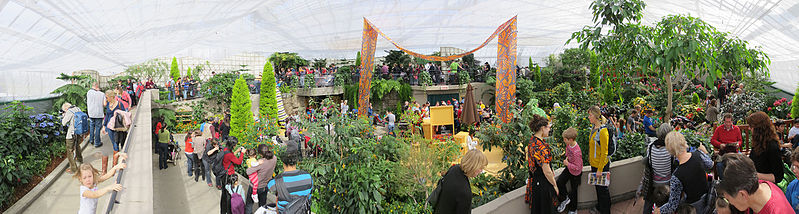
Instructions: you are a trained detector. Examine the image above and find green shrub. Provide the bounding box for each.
[203,73,238,106]
[230,76,253,140]
[0,102,65,208]
[297,98,460,213]
[170,57,180,82]
[418,70,433,86]
[259,61,277,120]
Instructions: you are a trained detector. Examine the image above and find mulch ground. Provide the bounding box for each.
[0,154,65,212]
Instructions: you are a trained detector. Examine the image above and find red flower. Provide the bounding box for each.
[768,107,773,111]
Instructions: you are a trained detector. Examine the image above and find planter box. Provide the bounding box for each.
[472,156,644,213]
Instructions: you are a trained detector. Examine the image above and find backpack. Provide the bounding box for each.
[70,108,89,135]
[599,122,618,157]
[276,176,311,214]
[212,149,231,176]
[230,185,245,214]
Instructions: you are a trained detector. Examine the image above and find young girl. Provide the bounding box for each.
[227,175,245,214]
[245,149,259,203]
[75,152,127,214]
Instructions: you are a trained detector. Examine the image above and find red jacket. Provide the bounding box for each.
[222,148,244,175]
[711,125,742,150]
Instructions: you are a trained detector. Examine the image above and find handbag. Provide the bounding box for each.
[640,144,654,200]
[426,169,450,208]
[113,113,128,131]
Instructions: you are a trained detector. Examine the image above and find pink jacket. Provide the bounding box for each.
[566,143,583,176]
[107,109,132,131]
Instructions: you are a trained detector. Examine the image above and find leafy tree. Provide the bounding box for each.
[51,73,94,112]
[792,84,799,119]
[259,61,277,120]
[125,59,169,81]
[569,0,769,121]
[170,57,180,82]
[268,52,308,70]
[312,58,327,70]
[383,50,411,67]
[203,73,238,106]
[230,76,253,140]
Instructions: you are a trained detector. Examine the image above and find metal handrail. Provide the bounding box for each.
[104,91,146,214]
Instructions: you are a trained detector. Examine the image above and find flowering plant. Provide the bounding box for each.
[767,97,792,119]
[720,92,766,123]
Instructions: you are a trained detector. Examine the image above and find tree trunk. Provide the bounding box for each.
[666,75,673,122]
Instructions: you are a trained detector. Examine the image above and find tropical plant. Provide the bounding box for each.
[0,102,65,209]
[170,57,180,82]
[229,76,253,140]
[303,73,316,88]
[186,67,192,79]
[334,66,353,86]
[477,103,540,192]
[152,108,177,131]
[203,72,238,106]
[720,92,766,124]
[269,52,308,70]
[457,70,471,85]
[383,50,412,67]
[767,97,791,119]
[418,69,433,86]
[569,0,770,121]
[51,73,94,112]
[295,98,459,214]
[259,61,277,120]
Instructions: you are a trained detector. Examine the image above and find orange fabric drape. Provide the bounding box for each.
[358,16,517,122]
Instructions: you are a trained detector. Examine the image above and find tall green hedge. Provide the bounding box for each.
[170,57,180,82]
[230,76,253,140]
[259,61,277,120]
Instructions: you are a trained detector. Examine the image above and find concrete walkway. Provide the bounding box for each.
[22,108,136,214]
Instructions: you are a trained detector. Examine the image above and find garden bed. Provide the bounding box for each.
[0,153,64,212]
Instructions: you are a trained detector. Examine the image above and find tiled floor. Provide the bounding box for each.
[576,197,646,214]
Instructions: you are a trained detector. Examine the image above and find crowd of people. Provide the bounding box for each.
[58,79,147,214]
[164,76,201,101]
[151,109,314,214]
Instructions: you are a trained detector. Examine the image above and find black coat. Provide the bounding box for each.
[434,165,471,214]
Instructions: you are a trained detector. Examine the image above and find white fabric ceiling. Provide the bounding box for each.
[1,0,797,99]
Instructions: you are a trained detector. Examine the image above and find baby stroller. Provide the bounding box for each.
[166,134,181,165]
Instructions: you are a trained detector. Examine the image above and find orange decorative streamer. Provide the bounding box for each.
[358,16,517,122]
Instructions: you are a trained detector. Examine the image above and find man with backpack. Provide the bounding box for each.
[268,147,312,214]
[61,102,87,174]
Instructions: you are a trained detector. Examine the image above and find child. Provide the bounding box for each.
[246,149,260,203]
[75,152,127,214]
[785,147,799,212]
[184,129,195,177]
[556,127,582,214]
[227,175,246,214]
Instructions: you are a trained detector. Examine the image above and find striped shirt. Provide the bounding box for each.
[647,141,674,183]
[267,169,313,210]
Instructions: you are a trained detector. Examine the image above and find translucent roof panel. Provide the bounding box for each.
[1,0,798,99]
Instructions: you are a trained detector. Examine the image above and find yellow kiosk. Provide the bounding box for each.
[422,106,455,140]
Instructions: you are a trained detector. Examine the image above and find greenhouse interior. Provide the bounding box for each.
[2,0,799,213]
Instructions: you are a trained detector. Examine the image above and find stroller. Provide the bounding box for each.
[166,134,182,165]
